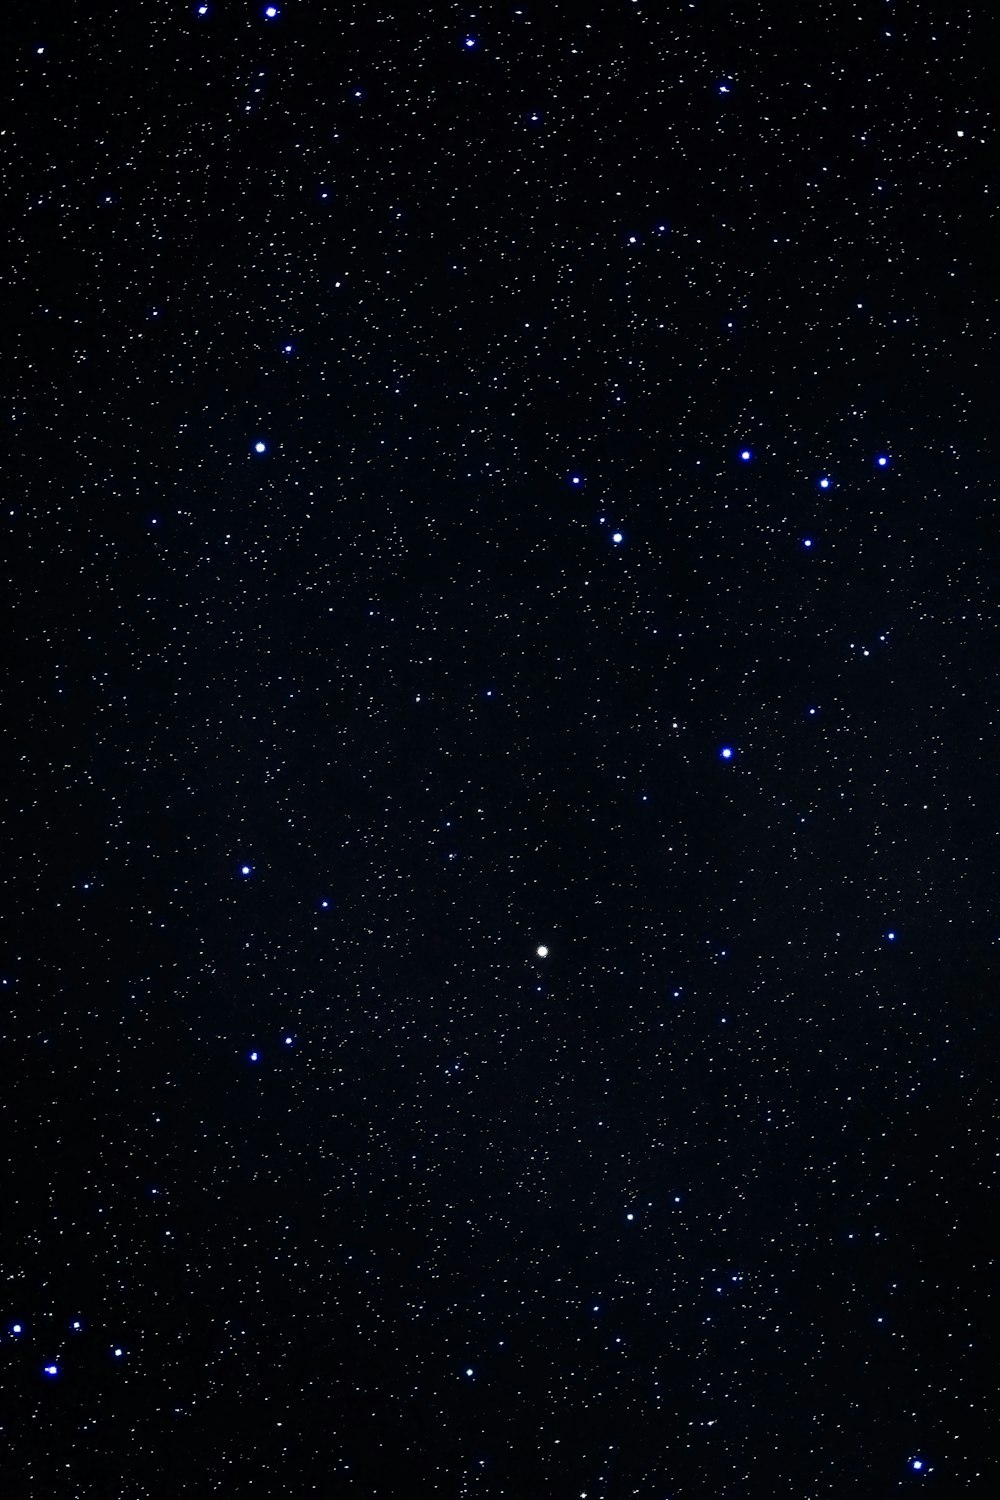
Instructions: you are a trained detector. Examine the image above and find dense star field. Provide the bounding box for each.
[2,1,996,1494]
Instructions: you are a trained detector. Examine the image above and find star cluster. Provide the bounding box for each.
[2,2,995,1494]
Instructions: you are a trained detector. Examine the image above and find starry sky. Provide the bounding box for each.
[3,1,997,1494]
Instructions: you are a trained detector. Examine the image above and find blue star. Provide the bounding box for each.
[253,440,267,454]
[720,746,735,761]
[248,1050,260,1063]
[886,930,896,942]
[43,1364,59,1377]
[818,475,831,490]
[802,537,814,549]
[876,453,890,468]
[569,473,584,487]
[739,448,753,462]
[239,864,253,878]
[611,531,624,545]
[463,35,478,49]
[264,5,279,17]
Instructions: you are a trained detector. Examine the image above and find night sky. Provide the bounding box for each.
[3,1,997,1494]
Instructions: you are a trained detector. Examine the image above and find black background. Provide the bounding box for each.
[1,1,996,1494]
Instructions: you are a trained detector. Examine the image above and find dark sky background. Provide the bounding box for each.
[2,1,997,1494]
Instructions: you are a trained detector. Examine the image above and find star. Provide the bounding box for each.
[536,945,549,958]
[611,531,624,544]
[720,746,735,760]
[240,864,253,877]
[818,476,831,489]
[739,448,753,462]
[253,440,267,454]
